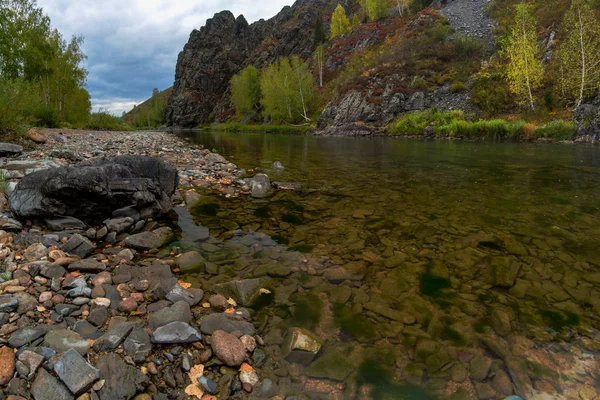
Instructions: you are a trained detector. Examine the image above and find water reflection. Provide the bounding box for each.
[174,130,600,399]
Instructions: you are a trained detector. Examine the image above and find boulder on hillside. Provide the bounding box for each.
[574,95,600,142]
[8,155,178,223]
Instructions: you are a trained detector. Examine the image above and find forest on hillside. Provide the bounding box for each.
[0,0,130,135]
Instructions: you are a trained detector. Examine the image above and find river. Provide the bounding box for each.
[173,130,600,399]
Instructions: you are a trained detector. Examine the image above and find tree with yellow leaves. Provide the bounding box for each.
[330,4,351,39]
[555,0,600,108]
[502,3,544,111]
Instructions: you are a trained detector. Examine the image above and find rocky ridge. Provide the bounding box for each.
[167,0,348,128]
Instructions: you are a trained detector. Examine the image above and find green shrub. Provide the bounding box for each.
[211,123,310,134]
[35,106,60,128]
[435,119,526,139]
[0,77,41,136]
[86,110,132,131]
[450,82,466,93]
[471,69,511,117]
[390,109,463,135]
[453,36,483,59]
[410,76,428,90]
[535,120,576,140]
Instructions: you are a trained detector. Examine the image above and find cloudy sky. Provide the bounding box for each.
[36,0,292,115]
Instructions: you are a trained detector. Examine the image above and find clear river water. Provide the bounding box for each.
[173,130,600,400]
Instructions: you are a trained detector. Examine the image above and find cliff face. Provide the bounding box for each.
[167,0,345,128]
[166,11,265,127]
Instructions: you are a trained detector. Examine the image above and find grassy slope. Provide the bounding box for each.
[123,87,172,128]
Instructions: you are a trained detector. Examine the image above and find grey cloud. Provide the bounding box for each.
[37,0,291,114]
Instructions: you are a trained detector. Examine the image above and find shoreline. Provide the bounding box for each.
[0,128,275,399]
[170,123,596,144]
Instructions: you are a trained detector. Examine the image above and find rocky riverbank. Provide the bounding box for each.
[0,129,309,400]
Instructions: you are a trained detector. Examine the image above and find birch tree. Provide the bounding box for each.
[556,0,600,108]
[396,0,410,16]
[260,56,316,124]
[502,3,543,111]
[315,45,325,88]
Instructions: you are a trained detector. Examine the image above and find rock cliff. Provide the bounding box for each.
[167,0,347,128]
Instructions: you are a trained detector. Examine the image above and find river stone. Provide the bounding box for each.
[200,313,255,336]
[583,273,600,284]
[19,287,38,309]
[23,243,48,261]
[249,174,272,198]
[0,346,16,385]
[282,327,322,365]
[210,330,246,366]
[96,353,149,400]
[8,326,49,348]
[18,350,44,380]
[45,217,87,231]
[8,156,178,223]
[490,256,521,288]
[123,227,174,250]
[40,264,67,279]
[213,278,262,306]
[489,308,512,336]
[93,322,134,352]
[73,320,101,340]
[470,355,492,381]
[68,258,106,272]
[148,301,192,330]
[31,368,74,400]
[304,348,354,381]
[151,321,201,344]
[53,348,100,395]
[0,143,23,156]
[272,182,302,190]
[0,214,22,231]
[363,302,415,324]
[104,217,134,233]
[61,234,95,258]
[88,305,109,327]
[175,251,205,273]
[0,295,18,313]
[124,328,152,364]
[43,329,90,356]
[165,284,203,306]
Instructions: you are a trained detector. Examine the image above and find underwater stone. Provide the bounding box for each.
[281,327,322,366]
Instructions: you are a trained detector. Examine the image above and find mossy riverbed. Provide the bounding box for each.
[172,130,600,399]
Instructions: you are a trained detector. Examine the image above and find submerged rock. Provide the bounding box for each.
[211,330,246,366]
[304,347,354,381]
[249,174,271,198]
[213,278,262,306]
[151,321,201,344]
[9,156,178,223]
[281,327,322,365]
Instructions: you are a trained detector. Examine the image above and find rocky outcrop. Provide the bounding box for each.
[574,92,600,142]
[167,0,346,128]
[317,82,475,134]
[8,156,178,223]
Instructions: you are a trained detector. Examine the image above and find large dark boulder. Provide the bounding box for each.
[8,156,178,223]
